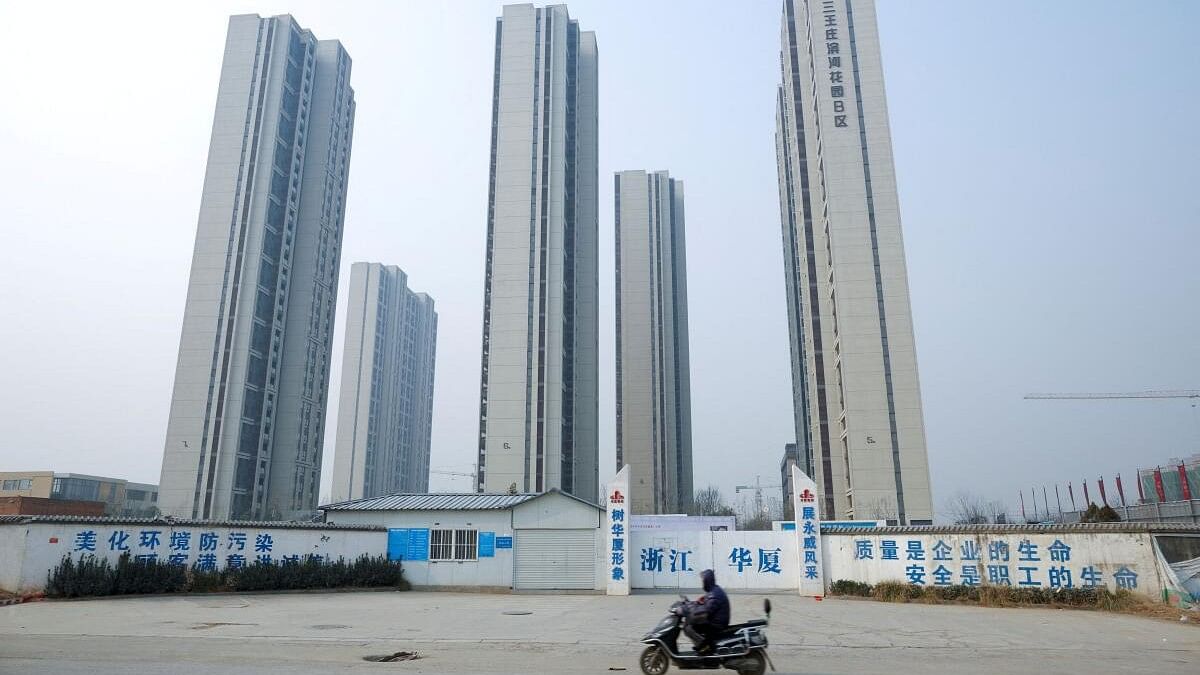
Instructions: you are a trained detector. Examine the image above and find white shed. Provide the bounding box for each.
[320,490,604,592]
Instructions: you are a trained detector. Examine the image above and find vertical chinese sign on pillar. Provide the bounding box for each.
[792,465,824,596]
[607,465,631,595]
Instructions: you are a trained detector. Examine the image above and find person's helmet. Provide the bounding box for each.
[701,568,716,592]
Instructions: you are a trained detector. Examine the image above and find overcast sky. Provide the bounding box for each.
[1,1,1197,520]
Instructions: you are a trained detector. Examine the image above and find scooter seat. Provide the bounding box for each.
[718,619,767,635]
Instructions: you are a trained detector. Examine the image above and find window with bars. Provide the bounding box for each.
[430,529,479,561]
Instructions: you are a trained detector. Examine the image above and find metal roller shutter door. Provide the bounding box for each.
[514,529,596,590]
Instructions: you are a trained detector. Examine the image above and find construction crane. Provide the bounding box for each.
[1024,391,1200,400]
[735,476,782,519]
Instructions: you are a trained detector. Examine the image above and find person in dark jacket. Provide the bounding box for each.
[687,569,730,653]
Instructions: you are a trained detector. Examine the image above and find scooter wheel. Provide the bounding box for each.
[738,651,767,675]
[639,645,670,675]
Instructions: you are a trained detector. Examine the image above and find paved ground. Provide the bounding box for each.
[1,591,1197,674]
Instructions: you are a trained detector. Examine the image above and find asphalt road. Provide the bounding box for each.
[1,591,1197,674]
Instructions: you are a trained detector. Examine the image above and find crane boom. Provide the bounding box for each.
[1025,390,1200,400]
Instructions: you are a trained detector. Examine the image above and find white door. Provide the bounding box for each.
[513,529,596,590]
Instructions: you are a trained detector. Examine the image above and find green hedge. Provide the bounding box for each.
[828,579,1136,609]
[46,553,407,598]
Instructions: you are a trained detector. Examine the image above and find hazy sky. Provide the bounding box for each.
[1,1,1197,520]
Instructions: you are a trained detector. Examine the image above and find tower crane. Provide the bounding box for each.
[1024,391,1200,400]
[430,466,478,492]
[735,476,782,519]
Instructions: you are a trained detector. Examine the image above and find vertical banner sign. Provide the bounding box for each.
[1153,468,1166,502]
[791,465,824,596]
[1179,464,1193,501]
[607,465,631,595]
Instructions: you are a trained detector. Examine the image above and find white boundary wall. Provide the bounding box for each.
[823,529,1166,598]
[631,530,799,591]
[0,519,386,593]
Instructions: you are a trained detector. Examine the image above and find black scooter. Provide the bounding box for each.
[638,596,774,675]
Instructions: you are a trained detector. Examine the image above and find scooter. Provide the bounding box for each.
[638,596,774,675]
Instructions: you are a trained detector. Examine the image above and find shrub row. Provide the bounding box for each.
[828,579,1137,609]
[46,553,408,598]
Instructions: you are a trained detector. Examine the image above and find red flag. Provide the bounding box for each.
[1083,480,1091,505]
[1115,474,1126,507]
[1180,464,1193,501]
[1098,477,1108,506]
[1068,482,1077,511]
[1154,468,1166,502]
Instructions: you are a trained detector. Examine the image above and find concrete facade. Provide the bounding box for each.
[780,443,800,520]
[159,14,355,521]
[331,263,437,502]
[775,0,932,524]
[476,4,599,502]
[615,170,693,515]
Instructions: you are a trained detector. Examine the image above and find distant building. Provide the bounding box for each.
[331,263,437,502]
[159,14,356,521]
[615,170,694,514]
[476,4,599,501]
[0,471,157,516]
[775,0,933,523]
[0,496,106,517]
[780,443,800,520]
[1138,455,1200,503]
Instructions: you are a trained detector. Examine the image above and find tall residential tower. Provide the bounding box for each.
[775,0,932,523]
[615,170,693,514]
[159,14,355,520]
[476,4,599,500]
[331,264,437,502]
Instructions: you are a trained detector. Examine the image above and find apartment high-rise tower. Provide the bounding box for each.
[159,14,355,520]
[615,170,693,514]
[775,0,933,524]
[331,264,437,502]
[476,4,599,500]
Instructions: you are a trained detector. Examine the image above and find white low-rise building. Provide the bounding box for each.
[320,490,605,592]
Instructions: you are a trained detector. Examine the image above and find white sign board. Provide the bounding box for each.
[606,465,631,595]
[792,465,824,596]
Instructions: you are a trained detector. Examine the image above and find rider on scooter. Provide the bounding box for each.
[687,569,730,654]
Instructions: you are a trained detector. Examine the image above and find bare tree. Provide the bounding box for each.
[943,491,1005,525]
[690,485,736,517]
[862,497,898,523]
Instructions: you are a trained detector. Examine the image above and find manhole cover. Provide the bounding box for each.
[502,610,532,616]
[363,651,420,662]
[310,624,349,630]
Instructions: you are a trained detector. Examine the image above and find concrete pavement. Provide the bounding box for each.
[1,591,1197,673]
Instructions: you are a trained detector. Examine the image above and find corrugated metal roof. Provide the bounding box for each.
[320,493,539,512]
[0,514,383,531]
[821,522,1200,535]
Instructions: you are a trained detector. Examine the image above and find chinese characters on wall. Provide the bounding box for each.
[72,528,327,570]
[821,0,850,128]
[850,536,1140,590]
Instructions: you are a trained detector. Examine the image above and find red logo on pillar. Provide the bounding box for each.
[799,488,815,503]
[610,490,625,504]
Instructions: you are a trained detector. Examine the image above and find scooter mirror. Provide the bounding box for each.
[764,598,772,615]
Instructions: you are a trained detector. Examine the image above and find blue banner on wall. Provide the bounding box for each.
[407,528,430,561]
[387,529,410,560]
[479,531,496,557]
[496,536,513,550]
